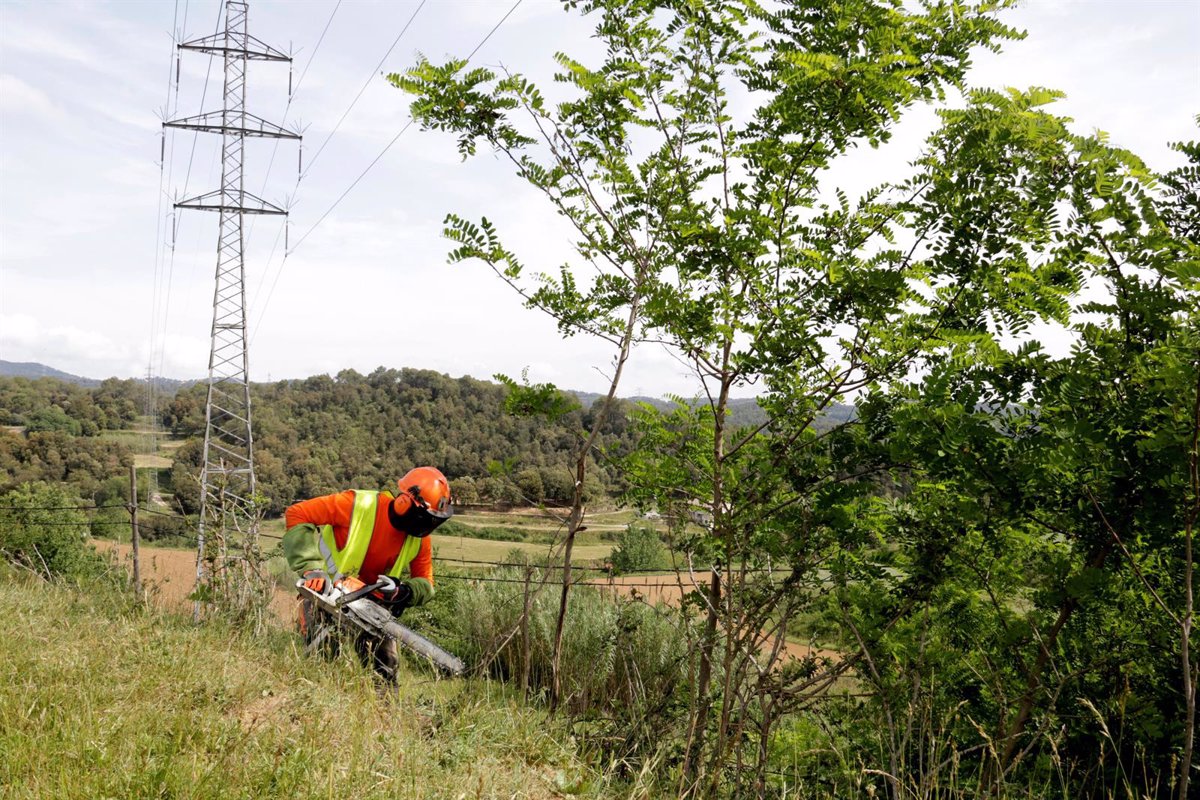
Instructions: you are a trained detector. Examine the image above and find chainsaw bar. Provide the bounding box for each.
[298,583,466,677]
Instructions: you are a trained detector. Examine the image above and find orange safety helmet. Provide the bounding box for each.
[393,466,453,536]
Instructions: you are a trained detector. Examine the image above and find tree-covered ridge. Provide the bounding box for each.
[0,367,816,516]
[0,376,143,435]
[162,367,640,515]
[0,430,132,502]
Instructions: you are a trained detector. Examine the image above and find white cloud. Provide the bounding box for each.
[0,313,127,375]
[0,73,62,120]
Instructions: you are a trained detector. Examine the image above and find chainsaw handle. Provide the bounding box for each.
[337,575,395,606]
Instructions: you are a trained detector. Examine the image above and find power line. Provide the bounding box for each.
[147,0,185,500]
[251,0,523,340]
[250,0,433,341]
[152,0,225,389]
[277,117,414,258]
[466,0,523,61]
[297,0,428,182]
[245,0,344,299]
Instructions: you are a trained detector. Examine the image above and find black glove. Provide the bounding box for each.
[372,579,414,612]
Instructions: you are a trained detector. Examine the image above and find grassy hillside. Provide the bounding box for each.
[0,574,603,800]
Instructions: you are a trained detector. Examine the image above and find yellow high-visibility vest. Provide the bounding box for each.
[317,491,421,580]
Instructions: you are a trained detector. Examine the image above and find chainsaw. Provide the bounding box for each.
[296,575,465,677]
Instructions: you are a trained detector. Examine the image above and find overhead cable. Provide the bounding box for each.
[251,0,524,341]
[297,0,428,182]
[247,0,344,307]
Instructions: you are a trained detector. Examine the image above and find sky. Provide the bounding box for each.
[0,0,1197,398]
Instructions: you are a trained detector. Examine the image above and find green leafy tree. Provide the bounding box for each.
[25,406,82,435]
[0,482,107,580]
[835,116,1199,797]
[610,523,667,574]
[394,0,1050,792]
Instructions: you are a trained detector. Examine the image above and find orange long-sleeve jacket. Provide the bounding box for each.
[283,490,434,590]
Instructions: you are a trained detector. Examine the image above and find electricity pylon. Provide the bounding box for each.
[165,0,299,610]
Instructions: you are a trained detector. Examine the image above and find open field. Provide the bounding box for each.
[94,540,297,621]
[454,507,639,534]
[434,534,612,565]
[98,427,159,452]
[132,453,172,468]
[95,533,614,615]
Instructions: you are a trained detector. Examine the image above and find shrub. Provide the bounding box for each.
[138,511,194,545]
[0,482,109,580]
[609,523,667,574]
[450,569,691,737]
[24,406,82,435]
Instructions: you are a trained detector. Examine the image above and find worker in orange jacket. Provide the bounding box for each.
[282,466,453,673]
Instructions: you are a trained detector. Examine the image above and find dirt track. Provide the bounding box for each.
[93,540,296,622]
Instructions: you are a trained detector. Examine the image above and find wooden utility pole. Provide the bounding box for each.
[128,464,141,595]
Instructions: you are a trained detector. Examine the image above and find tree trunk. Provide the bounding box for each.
[548,297,640,711]
[991,543,1112,789]
[1179,369,1199,800]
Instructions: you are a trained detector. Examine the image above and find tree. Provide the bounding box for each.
[610,522,667,574]
[25,406,81,436]
[394,0,1057,793]
[0,482,106,579]
[826,115,1198,795]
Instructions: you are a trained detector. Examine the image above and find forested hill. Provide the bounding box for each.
[163,368,641,514]
[0,367,852,514]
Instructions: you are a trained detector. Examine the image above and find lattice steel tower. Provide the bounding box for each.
[165,0,299,602]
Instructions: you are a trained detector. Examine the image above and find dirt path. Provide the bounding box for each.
[93,540,296,622]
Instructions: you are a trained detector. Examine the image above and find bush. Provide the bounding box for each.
[609,523,667,574]
[24,406,82,435]
[450,569,691,728]
[0,482,109,580]
[138,511,195,545]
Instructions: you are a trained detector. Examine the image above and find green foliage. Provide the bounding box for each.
[450,568,691,750]
[229,368,634,514]
[832,123,1200,795]
[394,0,1198,794]
[495,370,582,420]
[24,406,82,435]
[0,429,132,499]
[0,376,141,433]
[0,482,109,580]
[609,522,667,574]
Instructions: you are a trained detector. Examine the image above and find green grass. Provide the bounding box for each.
[0,574,602,799]
[97,428,160,453]
[434,534,612,566]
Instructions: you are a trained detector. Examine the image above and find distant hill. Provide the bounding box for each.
[2,361,855,431]
[0,360,100,387]
[570,390,853,431]
[0,361,192,392]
